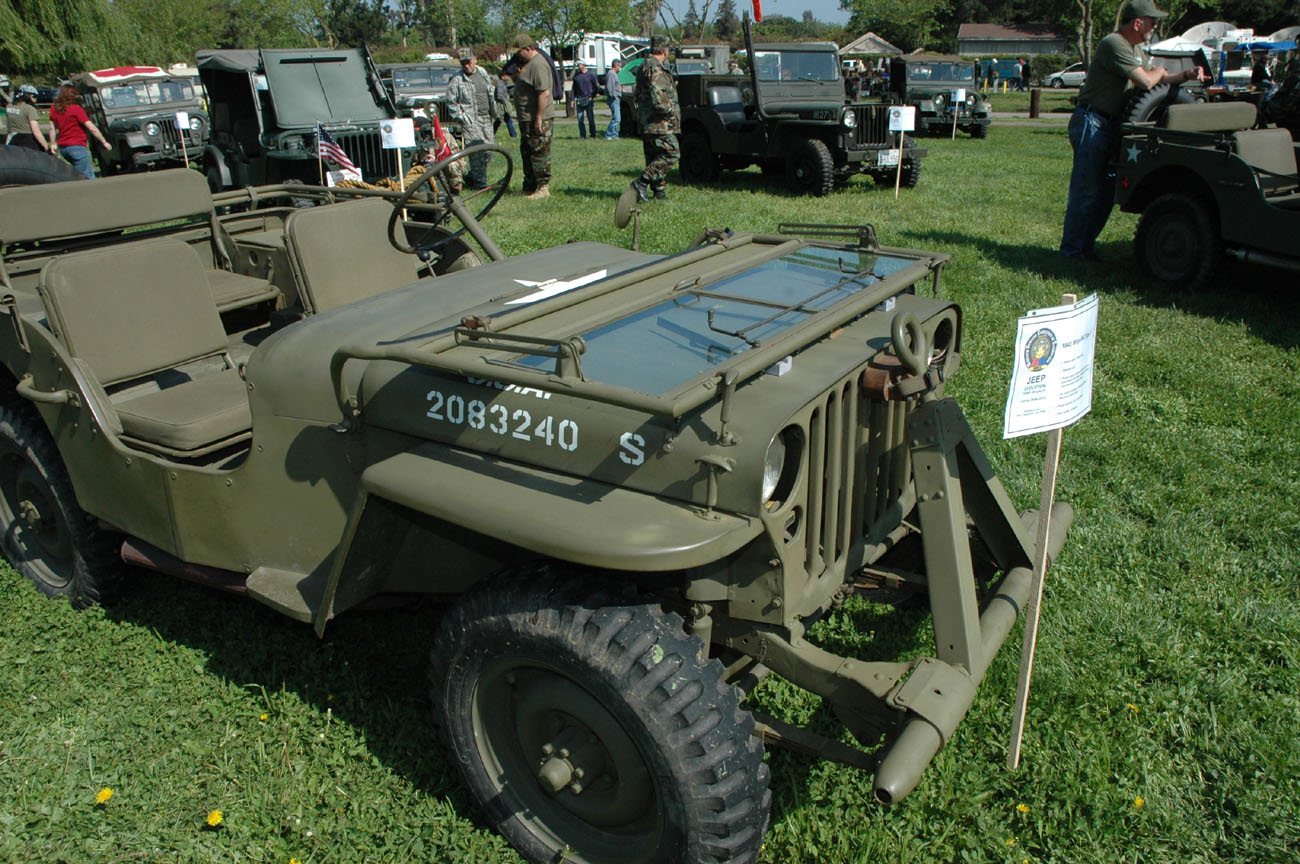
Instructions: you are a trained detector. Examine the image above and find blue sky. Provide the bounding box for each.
[659,0,852,27]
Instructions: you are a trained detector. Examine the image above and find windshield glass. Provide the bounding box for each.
[753,50,840,82]
[99,79,197,109]
[906,62,974,82]
[508,247,915,393]
[262,51,391,127]
[393,67,458,89]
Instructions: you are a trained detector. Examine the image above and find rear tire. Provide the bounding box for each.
[0,146,83,185]
[786,137,833,196]
[429,568,770,864]
[1050,78,1064,89]
[1134,192,1220,290]
[0,405,121,607]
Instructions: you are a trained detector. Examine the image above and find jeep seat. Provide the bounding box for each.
[1232,127,1299,196]
[708,85,756,133]
[37,238,252,457]
[1160,101,1257,133]
[282,199,419,314]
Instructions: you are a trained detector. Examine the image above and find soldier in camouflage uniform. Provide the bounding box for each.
[447,47,497,189]
[508,32,556,200]
[631,36,680,202]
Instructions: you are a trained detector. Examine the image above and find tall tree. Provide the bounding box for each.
[0,0,152,76]
[714,0,739,42]
[844,0,951,52]
[683,0,701,34]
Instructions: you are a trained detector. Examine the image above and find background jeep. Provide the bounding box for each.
[73,66,208,173]
[890,54,990,139]
[197,47,399,190]
[380,61,458,132]
[675,18,925,195]
[1114,99,1300,289]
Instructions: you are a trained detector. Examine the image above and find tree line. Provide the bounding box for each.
[1,0,1292,79]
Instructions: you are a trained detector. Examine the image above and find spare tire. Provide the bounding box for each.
[1119,82,1196,126]
[0,146,84,185]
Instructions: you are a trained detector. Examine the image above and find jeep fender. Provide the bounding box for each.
[204,145,232,188]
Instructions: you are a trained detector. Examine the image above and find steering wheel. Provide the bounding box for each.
[387,142,513,256]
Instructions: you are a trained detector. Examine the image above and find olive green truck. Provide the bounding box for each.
[0,166,1071,864]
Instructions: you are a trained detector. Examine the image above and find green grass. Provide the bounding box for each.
[2,121,1298,863]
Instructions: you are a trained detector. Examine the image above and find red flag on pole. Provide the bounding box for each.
[430,113,453,162]
[752,0,762,21]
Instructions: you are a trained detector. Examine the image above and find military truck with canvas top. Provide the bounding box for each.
[197,47,399,190]
[889,54,990,139]
[1114,99,1300,289]
[72,66,209,173]
[0,162,1072,864]
[675,18,925,195]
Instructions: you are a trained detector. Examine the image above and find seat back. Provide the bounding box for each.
[708,85,749,128]
[38,238,230,386]
[1161,101,1256,133]
[1233,127,1299,180]
[283,199,418,314]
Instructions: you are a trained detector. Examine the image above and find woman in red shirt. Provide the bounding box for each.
[47,84,111,179]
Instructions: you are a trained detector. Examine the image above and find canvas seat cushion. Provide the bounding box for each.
[114,372,251,452]
[206,267,281,312]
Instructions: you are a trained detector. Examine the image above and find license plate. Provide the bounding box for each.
[878,149,900,167]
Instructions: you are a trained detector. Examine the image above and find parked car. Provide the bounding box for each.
[72,66,208,174]
[379,61,459,129]
[889,54,990,138]
[1046,63,1087,88]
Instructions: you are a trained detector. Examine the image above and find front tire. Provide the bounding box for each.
[1050,78,1064,89]
[1134,192,1220,289]
[678,131,719,183]
[970,121,989,139]
[0,405,121,607]
[786,137,833,196]
[429,569,770,864]
[900,158,921,188]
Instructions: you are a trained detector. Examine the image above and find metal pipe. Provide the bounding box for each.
[1225,247,1300,274]
[872,501,1074,803]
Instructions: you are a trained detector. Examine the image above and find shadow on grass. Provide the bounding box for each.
[901,227,1300,349]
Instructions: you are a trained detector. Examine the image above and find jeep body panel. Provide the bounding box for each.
[72,67,208,172]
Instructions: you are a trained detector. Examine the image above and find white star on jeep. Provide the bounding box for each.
[1126,143,1141,163]
[507,269,607,305]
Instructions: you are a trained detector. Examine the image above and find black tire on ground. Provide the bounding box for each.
[970,121,989,139]
[1134,192,1220,290]
[0,146,83,185]
[429,568,771,864]
[1050,78,1064,88]
[900,158,921,188]
[0,405,121,607]
[678,131,719,183]
[786,137,834,196]
[1119,82,1196,125]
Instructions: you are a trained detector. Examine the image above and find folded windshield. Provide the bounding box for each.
[753,50,840,82]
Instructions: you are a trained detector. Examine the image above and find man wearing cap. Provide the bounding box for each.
[5,84,51,151]
[571,62,599,140]
[1060,0,1205,261]
[447,47,497,189]
[604,59,624,139]
[631,35,680,202]
[509,33,556,199]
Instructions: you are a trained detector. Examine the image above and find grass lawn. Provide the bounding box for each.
[2,120,1298,864]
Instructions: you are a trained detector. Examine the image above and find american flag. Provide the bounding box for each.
[316,124,362,181]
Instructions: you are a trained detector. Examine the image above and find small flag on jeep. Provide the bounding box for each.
[316,124,362,181]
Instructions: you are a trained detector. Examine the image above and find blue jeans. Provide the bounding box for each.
[605,97,621,139]
[59,145,95,179]
[1060,107,1114,258]
[576,97,596,138]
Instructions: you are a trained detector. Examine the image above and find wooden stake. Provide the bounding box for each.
[894,130,905,199]
[1006,291,1076,770]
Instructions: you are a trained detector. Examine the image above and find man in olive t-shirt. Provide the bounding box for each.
[508,32,556,199]
[1059,0,1205,260]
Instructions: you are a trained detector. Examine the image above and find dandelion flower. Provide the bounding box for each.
[1006,837,1016,846]
[260,713,269,721]
[1016,803,1030,814]
[1133,796,1145,808]
[206,809,224,827]
[1127,703,1139,714]
[290,859,303,864]
[95,788,114,805]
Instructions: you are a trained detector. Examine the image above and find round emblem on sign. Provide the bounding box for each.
[1024,328,1057,371]
[382,123,393,134]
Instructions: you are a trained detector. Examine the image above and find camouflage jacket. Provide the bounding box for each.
[634,55,680,135]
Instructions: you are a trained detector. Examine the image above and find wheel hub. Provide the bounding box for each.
[18,498,41,529]
[536,724,608,796]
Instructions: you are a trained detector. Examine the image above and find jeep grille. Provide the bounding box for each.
[331,129,388,181]
[848,104,891,148]
[800,372,911,577]
[155,117,184,152]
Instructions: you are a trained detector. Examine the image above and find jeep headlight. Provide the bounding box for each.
[144,121,160,137]
[284,135,306,150]
[933,94,946,108]
[966,94,977,108]
[841,108,857,129]
[762,433,787,503]
[189,116,203,132]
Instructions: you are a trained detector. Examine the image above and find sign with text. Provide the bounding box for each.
[380,117,416,149]
[1003,294,1098,439]
[888,105,915,132]
[174,111,190,131]
[950,88,966,104]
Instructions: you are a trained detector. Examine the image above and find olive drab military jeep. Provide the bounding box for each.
[1114,99,1300,289]
[0,158,1072,864]
[889,54,991,139]
[72,66,209,173]
[379,61,458,132]
[676,17,926,195]
[197,47,400,190]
